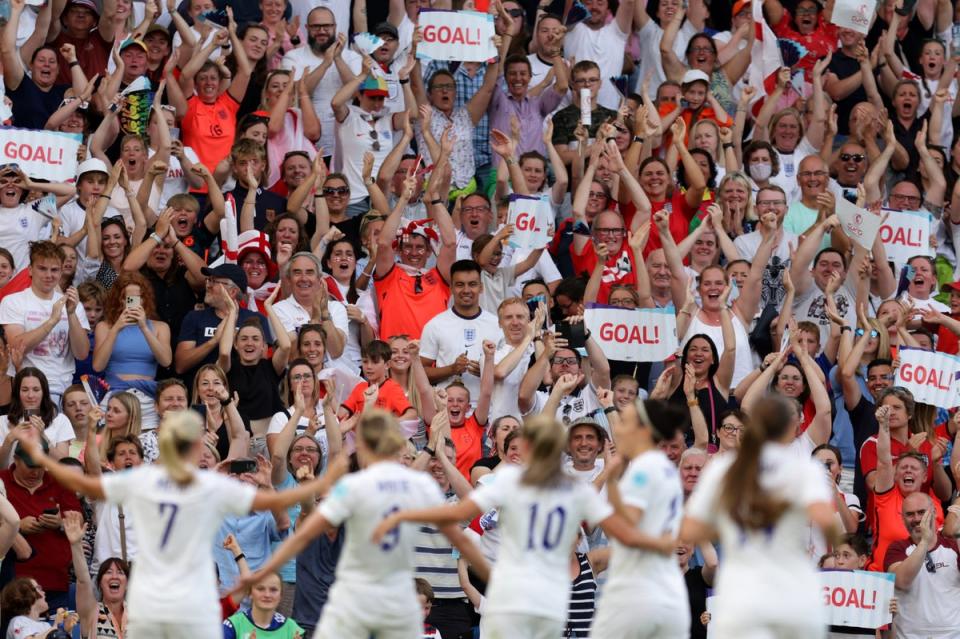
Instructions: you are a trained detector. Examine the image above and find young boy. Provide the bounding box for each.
[659,70,732,144]
[339,341,417,420]
[829,534,898,637]
[611,374,647,410]
[73,281,106,397]
[472,229,544,315]
[224,138,287,231]
[415,578,441,639]
[440,340,496,480]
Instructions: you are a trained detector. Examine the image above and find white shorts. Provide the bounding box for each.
[127,619,222,639]
[313,580,420,639]
[483,612,564,639]
[590,598,690,639]
[711,621,826,639]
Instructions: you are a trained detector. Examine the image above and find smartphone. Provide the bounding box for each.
[43,506,59,515]
[558,321,587,350]
[228,459,257,475]
[23,409,39,419]
[125,295,141,309]
[526,294,545,320]
[169,127,180,140]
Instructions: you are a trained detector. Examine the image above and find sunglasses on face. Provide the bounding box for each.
[840,153,865,162]
[855,328,880,338]
[506,7,524,17]
[323,186,350,196]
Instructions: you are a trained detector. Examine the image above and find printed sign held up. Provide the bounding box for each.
[416,10,497,62]
[820,570,894,628]
[894,346,960,408]
[584,305,678,362]
[830,0,876,34]
[836,198,881,250]
[0,128,82,182]
[505,194,551,251]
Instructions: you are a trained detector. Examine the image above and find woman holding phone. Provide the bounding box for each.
[0,368,74,465]
[92,272,172,431]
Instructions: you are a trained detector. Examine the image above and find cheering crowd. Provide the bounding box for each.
[0,0,958,636]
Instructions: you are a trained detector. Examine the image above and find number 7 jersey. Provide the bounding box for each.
[469,464,613,622]
[101,466,256,623]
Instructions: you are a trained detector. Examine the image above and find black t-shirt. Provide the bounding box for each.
[827,50,868,136]
[9,79,68,130]
[227,351,283,421]
[848,392,878,505]
[866,13,933,78]
[332,215,364,256]
[470,455,500,473]
[685,566,709,639]
[226,186,288,231]
[142,265,199,379]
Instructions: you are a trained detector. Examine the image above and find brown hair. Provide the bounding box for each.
[104,271,158,324]
[0,578,41,617]
[717,395,791,529]
[357,409,406,457]
[28,240,65,266]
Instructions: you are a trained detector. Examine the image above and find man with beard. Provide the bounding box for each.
[281,7,361,161]
[332,55,410,217]
[122,209,206,379]
[420,260,500,404]
[564,419,605,483]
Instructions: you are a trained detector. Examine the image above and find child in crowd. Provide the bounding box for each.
[339,341,417,420]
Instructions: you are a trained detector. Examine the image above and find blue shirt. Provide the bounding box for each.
[214,510,284,591]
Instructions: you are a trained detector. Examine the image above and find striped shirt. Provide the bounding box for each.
[565,552,597,637]
[414,493,465,599]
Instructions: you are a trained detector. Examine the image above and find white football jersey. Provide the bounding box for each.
[469,464,613,621]
[100,466,256,623]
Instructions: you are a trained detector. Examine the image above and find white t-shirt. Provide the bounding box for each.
[0,288,90,397]
[489,340,533,420]
[903,293,949,314]
[419,308,501,403]
[634,19,698,93]
[319,460,444,601]
[792,281,857,348]
[478,265,516,316]
[93,499,138,574]
[290,0,351,35]
[100,466,255,623]
[280,47,361,160]
[773,136,819,204]
[685,444,833,630]
[599,450,688,610]
[148,146,201,212]
[732,229,798,263]
[266,407,329,465]
[564,21,629,110]
[335,105,394,204]
[0,414,75,466]
[0,203,49,272]
[273,295,351,373]
[469,464,613,621]
[7,615,51,639]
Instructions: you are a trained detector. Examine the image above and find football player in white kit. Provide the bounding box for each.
[681,395,841,639]
[372,415,676,639]
[590,398,691,638]
[15,410,346,639]
[233,409,491,639]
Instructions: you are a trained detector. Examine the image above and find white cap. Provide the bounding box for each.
[681,69,710,86]
[76,158,109,179]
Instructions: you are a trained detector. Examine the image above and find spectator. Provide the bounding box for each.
[0,367,76,464]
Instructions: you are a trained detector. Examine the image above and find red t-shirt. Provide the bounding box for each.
[936,320,960,355]
[448,414,485,481]
[570,242,638,304]
[771,11,839,82]
[341,378,413,417]
[52,30,111,85]
[859,435,935,494]
[870,487,944,571]
[0,467,82,591]
[181,93,241,175]
[373,265,450,340]
[643,190,697,258]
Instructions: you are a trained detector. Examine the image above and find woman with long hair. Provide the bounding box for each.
[96,391,142,461]
[296,324,326,373]
[92,271,172,430]
[591,399,691,638]
[13,409,344,639]
[226,23,272,117]
[91,218,135,291]
[681,395,840,638]
[65,507,129,639]
[233,409,487,637]
[0,368,74,464]
[470,415,522,485]
[191,364,248,462]
[385,336,437,446]
[372,415,675,637]
[261,69,319,189]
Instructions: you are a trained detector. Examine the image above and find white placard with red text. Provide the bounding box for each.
[820,570,894,628]
[880,208,933,266]
[0,128,82,182]
[836,198,881,250]
[416,10,497,62]
[506,193,551,250]
[584,305,678,362]
[894,346,960,408]
[830,0,876,34]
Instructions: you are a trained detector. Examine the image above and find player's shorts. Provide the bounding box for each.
[127,619,222,639]
[312,580,420,639]
[710,621,826,639]
[590,596,690,639]
[482,612,564,639]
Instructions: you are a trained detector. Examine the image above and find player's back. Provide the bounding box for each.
[320,461,445,586]
[101,466,256,622]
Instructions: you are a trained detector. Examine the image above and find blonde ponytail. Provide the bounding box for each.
[358,409,407,458]
[520,415,566,487]
[158,410,204,486]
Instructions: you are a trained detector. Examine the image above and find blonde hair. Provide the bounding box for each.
[520,415,568,486]
[158,409,204,486]
[357,409,407,458]
[100,392,142,459]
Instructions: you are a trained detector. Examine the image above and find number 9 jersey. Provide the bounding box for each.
[100,466,256,625]
[469,464,613,623]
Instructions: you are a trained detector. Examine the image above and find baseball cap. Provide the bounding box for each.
[941,281,960,294]
[567,417,607,443]
[732,0,751,16]
[119,38,148,54]
[360,75,389,97]
[373,22,399,40]
[681,69,710,86]
[144,24,173,42]
[65,0,99,17]
[76,158,109,179]
[201,263,248,290]
[14,437,49,468]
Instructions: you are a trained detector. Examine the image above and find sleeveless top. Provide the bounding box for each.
[682,310,754,389]
[94,602,122,638]
[105,323,158,384]
[564,553,597,638]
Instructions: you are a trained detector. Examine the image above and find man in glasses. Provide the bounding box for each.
[455,194,494,260]
[332,55,409,218]
[884,491,960,635]
[280,6,361,159]
[550,61,618,164]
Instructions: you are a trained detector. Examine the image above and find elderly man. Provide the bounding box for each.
[272,252,347,362]
[0,440,82,610]
[884,492,960,637]
[782,155,845,235]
